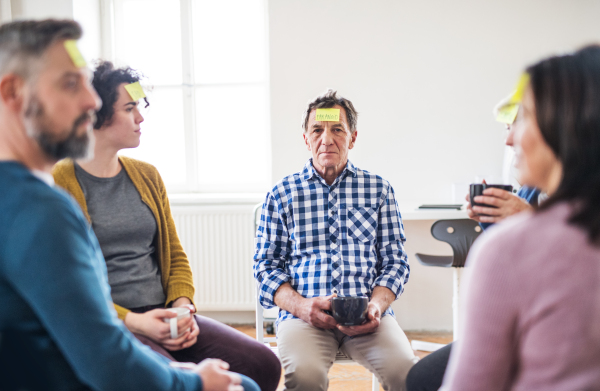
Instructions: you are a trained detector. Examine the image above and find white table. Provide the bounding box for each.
[399,205,468,221]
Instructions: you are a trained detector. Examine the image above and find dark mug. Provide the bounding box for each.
[331,296,368,326]
[469,183,514,212]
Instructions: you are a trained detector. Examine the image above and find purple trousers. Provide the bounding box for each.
[131,307,280,391]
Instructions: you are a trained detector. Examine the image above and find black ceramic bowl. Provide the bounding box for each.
[469,184,514,210]
[331,296,368,326]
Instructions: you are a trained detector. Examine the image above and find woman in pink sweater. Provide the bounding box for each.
[441,45,600,390]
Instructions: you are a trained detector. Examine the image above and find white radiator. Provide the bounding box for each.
[171,204,257,311]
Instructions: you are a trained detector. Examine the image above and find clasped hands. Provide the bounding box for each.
[296,294,382,336]
[124,298,199,351]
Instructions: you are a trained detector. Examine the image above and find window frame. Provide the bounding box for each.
[99,0,271,194]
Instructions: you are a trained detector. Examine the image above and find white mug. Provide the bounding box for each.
[163,307,191,339]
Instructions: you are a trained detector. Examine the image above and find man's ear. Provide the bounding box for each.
[0,74,25,112]
[348,129,357,150]
[303,132,311,151]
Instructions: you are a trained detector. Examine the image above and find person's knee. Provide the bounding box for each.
[405,362,425,391]
[405,343,452,391]
[256,343,281,374]
[376,357,415,391]
[284,361,328,391]
[253,345,281,391]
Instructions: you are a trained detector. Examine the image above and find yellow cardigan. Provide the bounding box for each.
[53,156,195,320]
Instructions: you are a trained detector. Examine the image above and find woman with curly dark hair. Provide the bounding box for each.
[53,61,280,391]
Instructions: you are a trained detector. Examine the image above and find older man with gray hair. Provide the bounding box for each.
[254,89,418,390]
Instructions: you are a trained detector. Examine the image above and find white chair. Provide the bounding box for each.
[253,203,380,390]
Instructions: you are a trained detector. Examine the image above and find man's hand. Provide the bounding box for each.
[195,359,243,391]
[296,294,338,330]
[123,309,197,351]
[466,188,532,224]
[338,286,393,336]
[337,301,381,336]
[274,283,338,330]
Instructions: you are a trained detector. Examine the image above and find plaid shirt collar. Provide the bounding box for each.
[301,158,358,185]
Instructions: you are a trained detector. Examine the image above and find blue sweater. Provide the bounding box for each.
[0,162,202,390]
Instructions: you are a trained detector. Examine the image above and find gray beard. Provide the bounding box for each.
[24,96,95,161]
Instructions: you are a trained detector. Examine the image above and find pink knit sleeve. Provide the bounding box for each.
[440,228,523,390]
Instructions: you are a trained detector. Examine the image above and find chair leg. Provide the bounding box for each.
[372,373,379,390]
[452,268,462,341]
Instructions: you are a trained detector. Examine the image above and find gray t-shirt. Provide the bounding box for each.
[74,163,166,308]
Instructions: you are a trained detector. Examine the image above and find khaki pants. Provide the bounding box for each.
[278,317,418,391]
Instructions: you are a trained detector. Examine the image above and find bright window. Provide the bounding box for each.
[104,0,269,192]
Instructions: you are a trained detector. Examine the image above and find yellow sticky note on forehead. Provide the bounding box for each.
[124,82,146,101]
[496,103,519,124]
[63,40,86,68]
[509,73,530,104]
[315,108,340,121]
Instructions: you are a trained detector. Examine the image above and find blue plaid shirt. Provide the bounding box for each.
[253,159,409,327]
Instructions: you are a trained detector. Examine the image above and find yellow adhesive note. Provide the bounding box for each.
[124,82,146,101]
[496,104,519,124]
[509,73,530,104]
[315,108,340,121]
[63,40,86,68]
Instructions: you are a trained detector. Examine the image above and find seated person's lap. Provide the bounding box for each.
[135,314,281,391]
[278,317,417,390]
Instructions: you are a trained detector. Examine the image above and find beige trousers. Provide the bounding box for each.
[277,317,418,391]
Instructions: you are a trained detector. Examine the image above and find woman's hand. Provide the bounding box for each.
[467,188,533,223]
[166,315,200,351]
[172,297,196,314]
[124,308,196,350]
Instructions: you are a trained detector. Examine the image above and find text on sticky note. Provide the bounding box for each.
[64,40,86,68]
[496,104,519,124]
[315,108,340,121]
[124,82,146,101]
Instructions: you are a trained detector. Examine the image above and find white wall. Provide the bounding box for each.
[7,0,101,61]
[268,0,600,204]
[10,0,73,19]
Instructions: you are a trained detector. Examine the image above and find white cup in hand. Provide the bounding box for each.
[163,307,191,339]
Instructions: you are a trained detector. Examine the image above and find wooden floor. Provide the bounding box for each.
[231,324,452,391]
